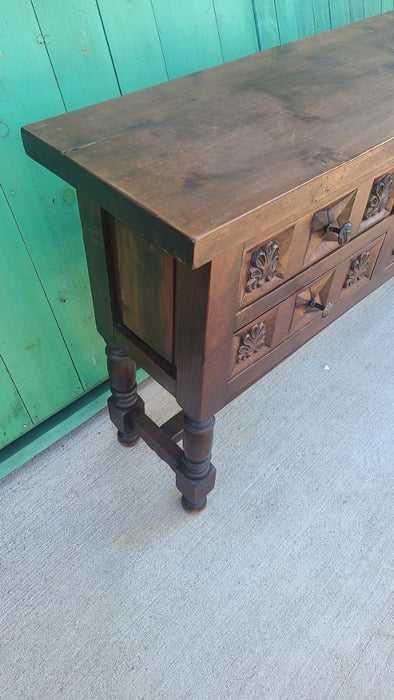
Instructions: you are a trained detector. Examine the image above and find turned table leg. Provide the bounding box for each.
[176,414,216,513]
[106,345,142,446]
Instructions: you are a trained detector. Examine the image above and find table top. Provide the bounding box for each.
[23,13,394,266]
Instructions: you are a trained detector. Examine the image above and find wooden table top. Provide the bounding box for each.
[23,13,394,266]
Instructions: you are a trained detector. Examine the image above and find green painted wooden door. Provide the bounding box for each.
[1,0,393,453]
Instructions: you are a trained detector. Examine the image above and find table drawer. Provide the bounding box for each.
[238,170,393,310]
[230,232,386,382]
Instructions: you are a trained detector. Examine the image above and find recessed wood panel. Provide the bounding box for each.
[359,171,394,234]
[338,237,384,301]
[378,227,394,272]
[114,218,174,363]
[239,226,295,308]
[230,304,283,378]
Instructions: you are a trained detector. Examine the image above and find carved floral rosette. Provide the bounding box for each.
[246,240,279,293]
[237,322,266,363]
[363,175,392,219]
[343,250,370,288]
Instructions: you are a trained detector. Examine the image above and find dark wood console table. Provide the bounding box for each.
[23,13,394,511]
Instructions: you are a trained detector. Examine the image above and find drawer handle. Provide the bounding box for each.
[309,298,333,317]
[326,221,353,246]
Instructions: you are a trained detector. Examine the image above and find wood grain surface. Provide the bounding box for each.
[23,14,394,268]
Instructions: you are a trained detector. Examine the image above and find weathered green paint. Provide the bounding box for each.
[253,0,281,49]
[0,185,82,432]
[0,369,147,480]
[275,0,300,43]
[0,356,32,448]
[312,0,331,33]
[1,0,391,467]
[0,1,107,410]
[348,0,365,22]
[295,0,315,39]
[95,0,168,94]
[329,0,351,28]
[150,0,224,78]
[213,0,259,61]
[32,0,120,110]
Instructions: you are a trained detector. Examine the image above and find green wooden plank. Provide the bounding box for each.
[213,0,258,61]
[151,0,223,78]
[0,1,107,394]
[274,0,300,43]
[364,0,382,16]
[329,0,351,27]
[253,0,281,49]
[0,370,146,480]
[31,0,120,110]
[348,0,365,21]
[0,356,32,449]
[95,0,168,94]
[0,186,83,429]
[312,0,331,32]
[381,1,394,11]
[295,0,315,38]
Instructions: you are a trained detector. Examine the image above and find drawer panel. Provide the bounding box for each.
[238,170,393,310]
[336,237,383,302]
[230,303,285,378]
[230,232,386,382]
[359,172,394,233]
[235,214,394,332]
[375,224,394,273]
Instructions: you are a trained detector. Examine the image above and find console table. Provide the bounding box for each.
[22,13,394,512]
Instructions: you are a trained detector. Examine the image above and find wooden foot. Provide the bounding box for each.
[105,345,143,446]
[181,495,207,513]
[176,415,216,512]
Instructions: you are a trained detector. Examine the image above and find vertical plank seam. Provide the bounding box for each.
[251,0,263,50]
[311,0,317,33]
[327,0,333,29]
[211,0,225,63]
[149,0,171,80]
[94,0,123,95]
[273,0,283,44]
[0,183,85,393]
[0,354,34,426]
[29,0,67,111]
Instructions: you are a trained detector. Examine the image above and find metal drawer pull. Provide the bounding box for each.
[326,220,353,246]
[309,298,333,317]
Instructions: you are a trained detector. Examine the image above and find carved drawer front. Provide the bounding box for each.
[287,271,336,336]
[359,172,394,233]
[238,172,394,311]
[239,228,293,308]
[230,304,285,378]
[375,225,394,273]
[228,229,391,397]
[336,236,384,301]
[238,190,358,310]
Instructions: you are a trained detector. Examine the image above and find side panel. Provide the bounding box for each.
[77,193,176,393]
[114,219,175,364]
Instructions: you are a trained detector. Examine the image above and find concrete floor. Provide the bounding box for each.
[1,278,393,700]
